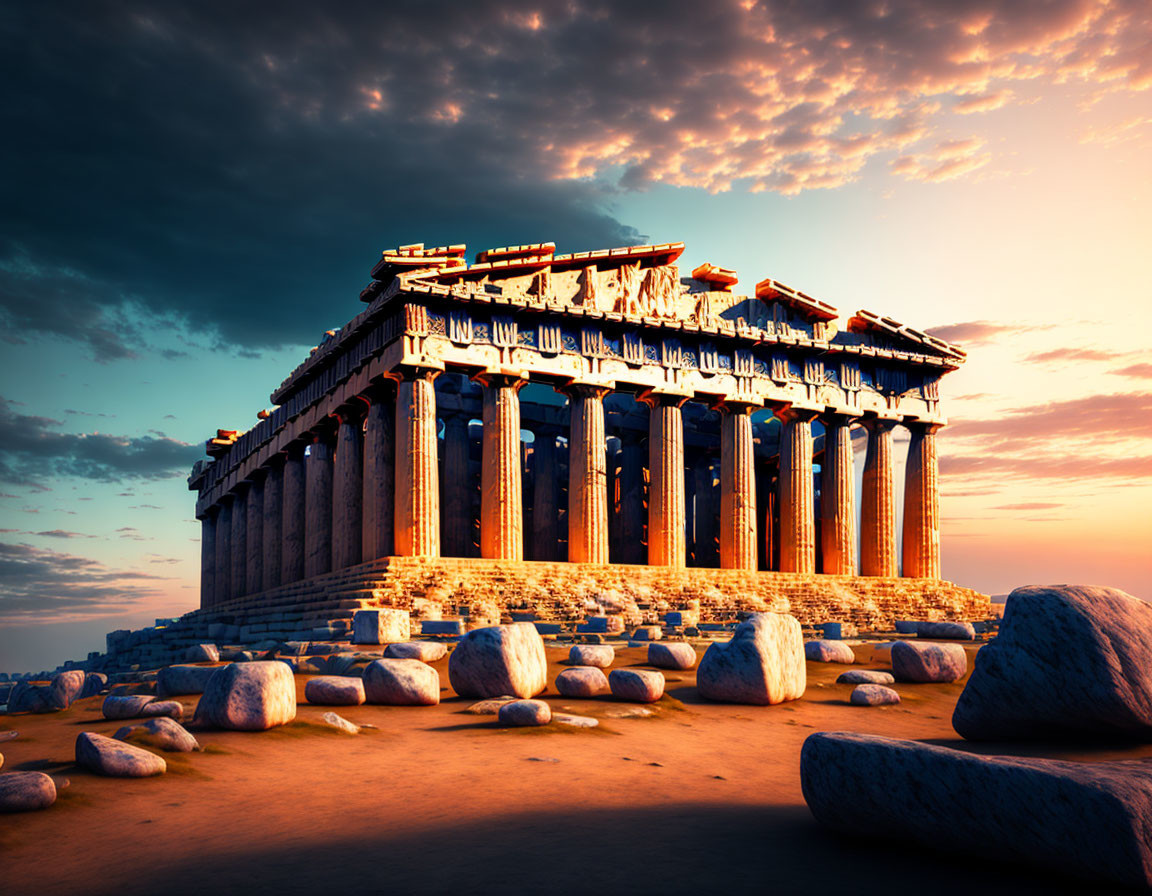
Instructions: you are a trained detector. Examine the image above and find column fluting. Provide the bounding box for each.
[646,394,687,567]
[566,384,610,564]
[361,384,395,561]
[214,499,232,605]
[332,407,364,570]
[280,444,306,584]
[479,374,525,561]
[304,431,334,578]
[199,511,217,610]
[902,420,942,579]
[820,413,858,575]
[394,368,440,557]
[719,404,758,570]
[262,458,283,591]
[245,474,264,594]
[442,415,472,557]
[776,406,817,574]
[230,486,248,597]
[860,416,899,577]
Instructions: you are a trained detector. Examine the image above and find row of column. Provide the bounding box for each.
[200,365,942,607]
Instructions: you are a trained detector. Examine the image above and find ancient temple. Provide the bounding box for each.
[188,241,988,631]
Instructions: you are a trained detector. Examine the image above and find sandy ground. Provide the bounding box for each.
[2,643,1150,896]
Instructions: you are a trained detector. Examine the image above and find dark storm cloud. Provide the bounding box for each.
[0,396,202,487]
[3,2,1148,357]
[0,541,166,623]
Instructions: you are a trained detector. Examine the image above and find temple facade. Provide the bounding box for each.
[189,241,972,620]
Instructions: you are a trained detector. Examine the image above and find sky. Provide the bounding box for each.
[1,1,1149,673]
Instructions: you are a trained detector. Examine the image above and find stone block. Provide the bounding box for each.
[697,612,805,705]
[352,609,411,645]
[422,620,464,636]
[448,623,547,699]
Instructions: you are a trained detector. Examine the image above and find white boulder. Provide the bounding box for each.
[555,667,609,697]
[192,662,297,731]
[569,645,614,668]
[448,623,547,699]
[363,659,440,705]
[304,676,366,706]
[608,669,665,703]
[76,732,166,777]
[697,613,806,705]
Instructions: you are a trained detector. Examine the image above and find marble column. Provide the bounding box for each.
[618,433,646,564]
[215,498,232,605]
[530,427,560,561]
[230,485,248,597]
[245,474,264,594]
[262,458,283,591]
[861,417,899,577]
[361,384,395,561]
[719,404,758,570]
[479,374,525,561]
[566,384,610,564]
[646,394,687,567]
[902,421,942,579]
[332,406,364,570]
[820,414,858,575]
[304,430,334,578]
[692,455,717,566]
[442,415,472,557]
[281,444,306,584]
[199,510,217,610]
[776,406,817,574]
[394,367,440,557]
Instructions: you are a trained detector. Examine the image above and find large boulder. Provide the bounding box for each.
[448,623,547,699]
[850,684,901,706]
[916,621,976,640]
[141,700,184,721]
[801,731,1152,889]
[79,672,108,700]
[836,669,895,685]
[383,641,448,663]
[157,664,220,697]
[696,613,805,705]
[498,699,552,727]
[102,694,156,720]
[114,717,201,752]
[304,676,366,706]
[76,732,166,777]
[890,641,967,683]
[47,671,86,710]
[953,584,1152,741]
[185,643,220,663]
[351,608,411,645]
[555,667,610,698]
[648,642,697,670]
[363,659,440,706]
[804,640,856,664]
[569,645,614,668]
[193,662,296,731]
[0,771,57,812]
[6,681,53,714]
[608,669,665,703]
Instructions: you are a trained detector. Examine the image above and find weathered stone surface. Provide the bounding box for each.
[363,659,440,706]
[801,731,1152,889]
[804,640,856,664]
[383,641,448,663]
[79,672,108,700]
[448,623,547,699]
[916,621,976,640]
[304,676,366,706]
[954,584,1152,741]
[608,669,665,703]
[0,771,56,812]
[141,700,183,720]
[6,682,53,714]
[185,643,220,663]
[102,694,156,720]
[76,732,166,777]
[157,664,219,696]
[114,717,200,752]
[498,699,551,726]
[569,644,614,668]
[464,697,517,714]
[836,669,895,685]
[48,671,86,711]
[850,684,901,706]
[193,662,296,731]
[352,608,411,645]
[648,642,697,670]
[630,625,662,641]
[891,641,967,683]
[697,613,806,705]
[319,711,360,734]
[555,667,609,697]
[552,712,598,728]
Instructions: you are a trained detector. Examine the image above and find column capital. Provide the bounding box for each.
[472,368,528,392]
[332,397,369,425]
[387,361,444,384]
[771,402,820,424]
[637,388,690,409]
[559,380,613,401]
[860,413,900,433]
[713,397,762,415]
[902,417,944,435]
[821,409,863,427]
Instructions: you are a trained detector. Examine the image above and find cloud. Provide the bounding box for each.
[1111,363,1152,379]
[945,392,1152,445]
[940,454,1152,480]
[1024,347,1127,364]
[924,320,1039,345]
[0,541,168,624]
[29,530,95,539]
[2,2,1149,354]
[0,395,203,488]
[991,502,1063,510]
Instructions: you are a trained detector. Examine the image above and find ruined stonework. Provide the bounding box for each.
[188,240,985,625]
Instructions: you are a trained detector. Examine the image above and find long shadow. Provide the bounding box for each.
[59,803,1112,896]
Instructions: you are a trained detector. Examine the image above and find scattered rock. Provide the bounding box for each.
[608,669,665,703]
[114,717,200,752]
[185,644,220,663]
[305,676,366,706]
[804,640,856,664]
[800,731,1152,889]
[953,584,1152,741]
[850,684,901,706]
[0,731,17,742]
[363,659,440,706]
[836,669,896,685]
[448,623,547,699]
[498,699,552,727]
[141,700,184,721]
[555,667,610,698]
[916,621,976,640]
[0,771,56,812]
[383,641,448,663]
[351,608,411,645]
[551,713,598,728]
[102,694,157,720]
[318,712,360,734]
[648,642,697,670]
[630,625,662,641]
[568,645,614,668]
[607,707,654,718]
[697,613,806,705]
[48,670,86,711]
[465,697,517,715]
[193,662,297,731]
[891,641,967,683]
[79,672,108,700]
[76,732,166,777]
[157,664,220,697]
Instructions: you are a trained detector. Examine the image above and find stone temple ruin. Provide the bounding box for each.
[180,240,990,650]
